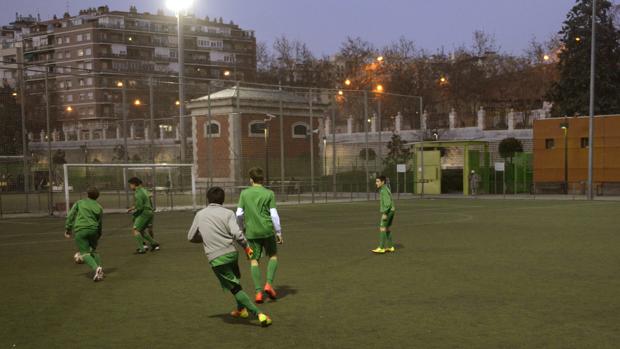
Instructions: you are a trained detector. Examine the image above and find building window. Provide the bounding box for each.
[78,49,84,57]
[77,34,83,42]
[292,122,309,138]
[580,137,589,149]
[359,148,377,161]
[249,121,266,137]
[85,33,91,40]
[85,48,92,56]
[65,37,70,44]
[65,52,71,58]
[203,121,221,137]
[545,138,555,149]
[57,37,63,45]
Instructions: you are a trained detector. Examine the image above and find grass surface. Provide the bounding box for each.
[1,199,619,348]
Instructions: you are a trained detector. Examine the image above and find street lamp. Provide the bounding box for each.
[543,54,550,62]
[323,136,327,177]
[167,0,194,164]
[133,99,142,106]
[66,106,73,112]
[560,121,569,194]
[264,113,278,185]
[223,70,231,77]
[344,79,351,86]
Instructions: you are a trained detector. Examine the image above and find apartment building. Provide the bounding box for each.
[2,6,256,138]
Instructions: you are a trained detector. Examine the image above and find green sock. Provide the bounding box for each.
[82,254,98,271]
[234,290,261,315]
[250,264,262,292]
[134,235,146,251]
[91,252,102,266]
[386,231,393,248]
[266,257,278,284]
[141,232,159,246]
[379,232,387,248]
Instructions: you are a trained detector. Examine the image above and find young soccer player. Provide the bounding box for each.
[64,187,104,281]
[371,175,396,254]
[127,177,160,254]
[236,167,283,304]
[188,186,272,327]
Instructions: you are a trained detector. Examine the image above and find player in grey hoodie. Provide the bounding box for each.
[187,186,272,327]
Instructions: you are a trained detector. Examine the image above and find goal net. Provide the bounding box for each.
[62,163,197,215]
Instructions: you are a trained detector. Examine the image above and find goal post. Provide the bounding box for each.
[62,163,197,215]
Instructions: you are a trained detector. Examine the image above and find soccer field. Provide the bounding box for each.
[0,199,619,348]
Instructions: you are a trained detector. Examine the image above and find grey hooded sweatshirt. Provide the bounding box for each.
[187,203,248,262]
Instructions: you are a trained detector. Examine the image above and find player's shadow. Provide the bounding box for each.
[208,314,257,327]
[273,285,298,300]
[394,243,405,249]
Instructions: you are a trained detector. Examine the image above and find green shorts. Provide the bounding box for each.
[133,212,154,232]
[248,236,278,260]
[74,229,101,254]
[212,262,241,291]
[379,211,395,229]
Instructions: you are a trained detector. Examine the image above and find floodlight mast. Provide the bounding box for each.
[167,0,194,164]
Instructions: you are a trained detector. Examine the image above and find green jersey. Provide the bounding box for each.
[65,198,103,233]
[133,187,153,218]
[238,185,276,239]
[379,185,394,214]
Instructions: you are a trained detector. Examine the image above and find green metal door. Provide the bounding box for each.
[415,150,441,195]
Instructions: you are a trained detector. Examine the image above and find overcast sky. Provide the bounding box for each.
[2,0,582,55]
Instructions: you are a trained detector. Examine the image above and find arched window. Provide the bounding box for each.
[249,120,266,137]
[203,121,220,137]
[292,122,309,138]
[359,148,376,161]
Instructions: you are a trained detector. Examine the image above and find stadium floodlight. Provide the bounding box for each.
[166,0,193,12]
[167,0,194,164]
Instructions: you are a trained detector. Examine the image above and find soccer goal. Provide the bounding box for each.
[62,163,197,215]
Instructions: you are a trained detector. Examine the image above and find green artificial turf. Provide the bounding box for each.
[0,199,619,348]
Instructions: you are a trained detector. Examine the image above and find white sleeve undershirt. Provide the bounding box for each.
[270,208,282,235]
[235,207,245,231]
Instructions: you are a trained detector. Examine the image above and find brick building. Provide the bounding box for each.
[188,87,327,185]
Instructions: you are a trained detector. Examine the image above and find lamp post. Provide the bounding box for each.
[561,121,569,194]
[167,0,193,164]
[264,114,277,185]
[587,0,597,200]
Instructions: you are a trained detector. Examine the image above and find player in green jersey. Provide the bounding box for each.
[371,175,396,254]
[236,167,283,304]
[64,187,105,281]
[127,177,160,254]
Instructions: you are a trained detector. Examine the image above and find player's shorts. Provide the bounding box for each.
[247,236,278,260]
[379,211,395,229]
[74,229,101,254]
[211,262,241,291]
[133,212,154,232]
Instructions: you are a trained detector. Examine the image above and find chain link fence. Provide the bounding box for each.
[1,72,618,217]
